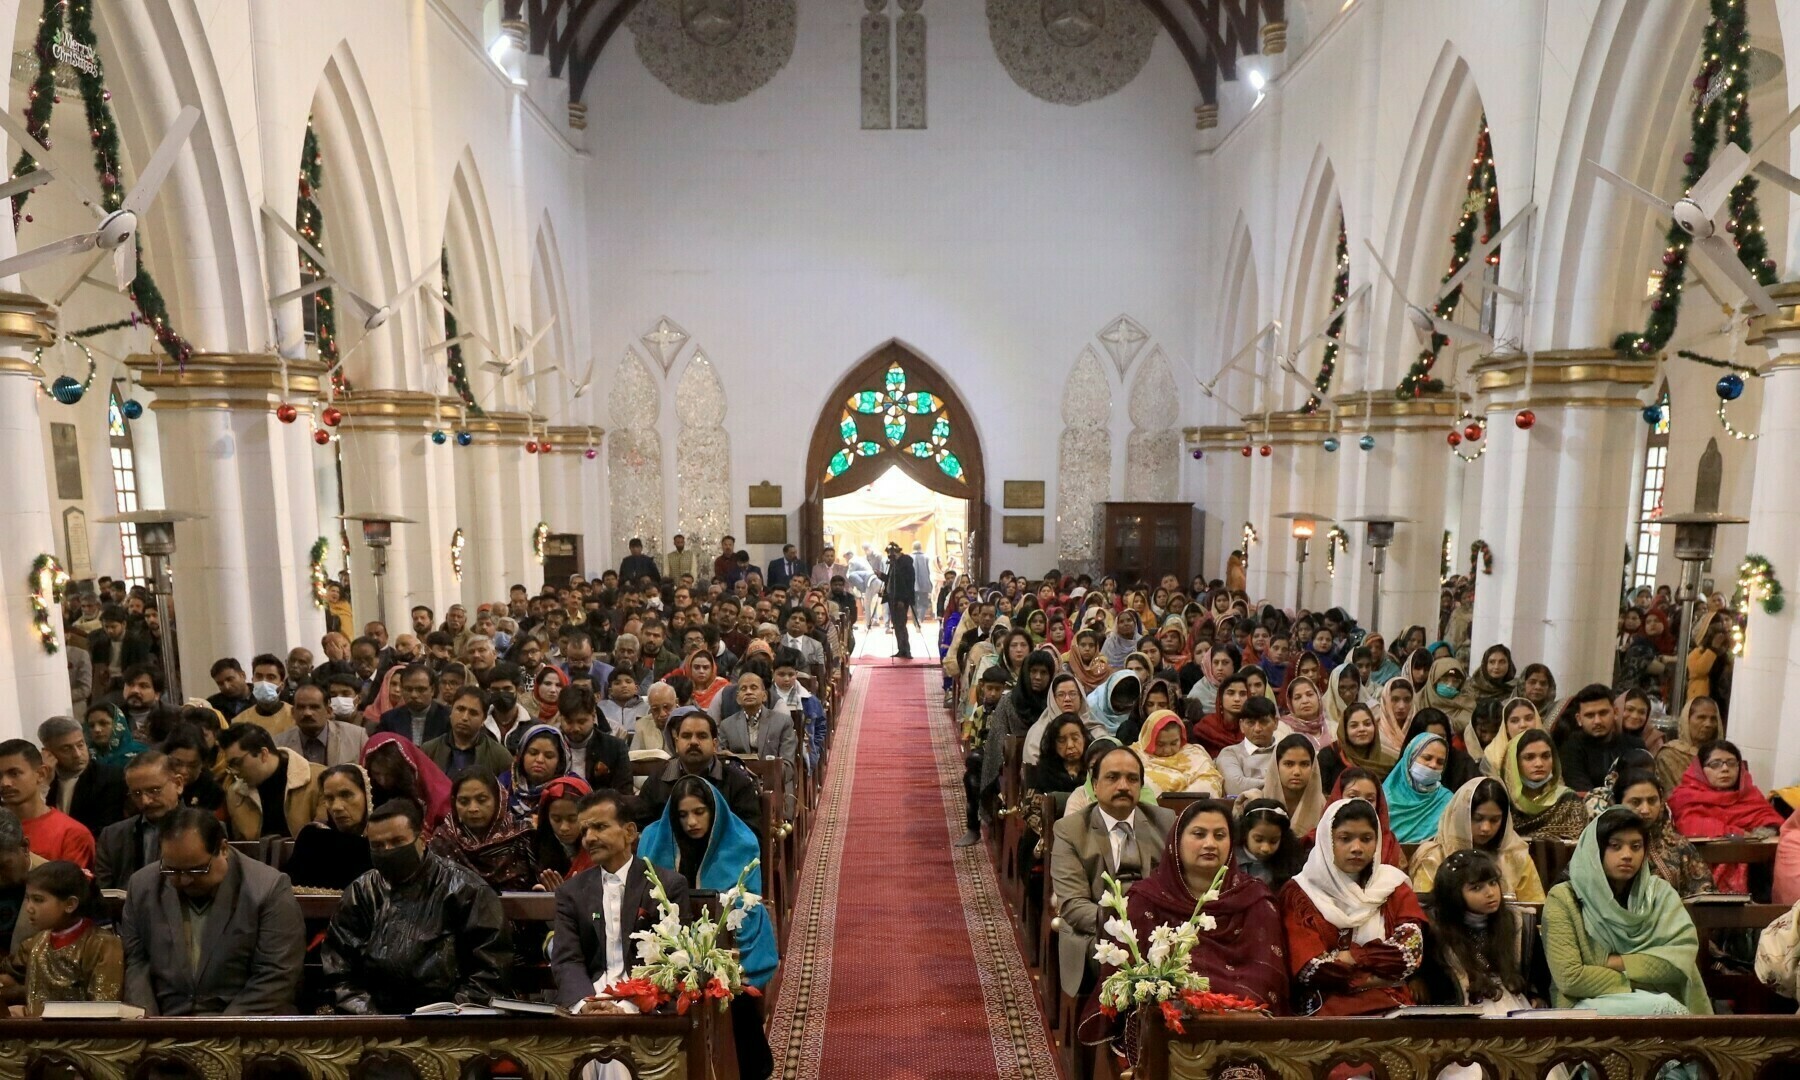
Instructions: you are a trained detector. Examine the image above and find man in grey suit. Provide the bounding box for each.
[1049,746,1174,995]
[550,789,689,1012]
[272,683,368,768]
[119,807,305,1015]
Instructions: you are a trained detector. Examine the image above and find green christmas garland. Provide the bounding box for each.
[29,553,69,654]
[1306,214,1349,414]
[297,118,344,392]
[14,0,195,366]
[309,537,329,610]
[441,248,481,414]
[1469,539,1493,576]
[1397,117,1499,398]
[1738,554,1784,616]
[1616,0,1775,357]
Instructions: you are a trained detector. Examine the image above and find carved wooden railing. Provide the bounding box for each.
[1135,1013,1800,1080]
[0,1014,732,1080]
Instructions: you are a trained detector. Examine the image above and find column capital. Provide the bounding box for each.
[1471,348,1653,410]
[335,390,460,432]
[1746,281,1800,356]
[1260,410,1333,445]
[1333,390,1458,431]
[459,410,549,446]
[124,352,329,395]
[544,424,606,443]
[1185,423,1249,449]
[0,291,56,356]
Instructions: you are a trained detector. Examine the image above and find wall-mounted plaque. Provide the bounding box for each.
[63,507,92,581]
[745,514,788,545]
[1003,480,1044,509]
[747,482,783,508]
[1002,515,1045,546]
[50,422,82,500]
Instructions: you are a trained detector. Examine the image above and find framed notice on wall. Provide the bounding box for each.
[50,423,82,500]
[62,507,92,581]
[745,514,788,545]
[1002,515,1045,546]
[1002,480,1044,509]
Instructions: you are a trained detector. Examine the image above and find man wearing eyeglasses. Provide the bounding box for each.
[119,807,305,1015]
[94,751,185,891]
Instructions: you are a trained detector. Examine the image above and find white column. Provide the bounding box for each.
[543,425,606,576]
[337,391,459,629]
[1732,296,1800,784]
[0,296,72,735]
[126,354,329,693]
[1193,423,1250,584]
[1467,351,1654,686]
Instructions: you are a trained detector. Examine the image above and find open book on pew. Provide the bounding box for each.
[41,1001,143,1019]
[1504,1008,1600,1018]
[1686,892,1753,904]
[412,998,566,1017]
[1382,1005,1485,1019]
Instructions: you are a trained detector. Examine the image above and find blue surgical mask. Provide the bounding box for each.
[1409,761,1443,790]
[494,631,513,654]
[1435,682,1459,699]
[1522,773,1552,790]
[251,680,280,705]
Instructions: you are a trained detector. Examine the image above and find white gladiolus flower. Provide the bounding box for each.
[668,949,692,968]
[1093,941,1130,967]
[1146,939,1171,966]
[741,892,763,911]
[1197,914,1217,931]
[1102,917,1136,945]
[725,909,748,932]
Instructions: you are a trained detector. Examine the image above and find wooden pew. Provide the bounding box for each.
[998,735,1025,908]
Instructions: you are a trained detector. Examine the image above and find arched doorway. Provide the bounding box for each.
[802,341,988,582]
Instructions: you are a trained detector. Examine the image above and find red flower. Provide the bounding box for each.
[600,977,666,1014]
[1179,989,1266,1015]
[1158,999,1187,1035]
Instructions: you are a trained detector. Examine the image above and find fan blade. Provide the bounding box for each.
[1682,254,1730,310]
[536,364,561,378]
[49,244,112,307]
[518,317,556,358]
[0,232,98,285]
[1290,284,1370,353]
[1588,161,1674,217]
[1218,322,1276,380]
[119,106,200,217]
[333,286,382,328]
[1428,313,1493,350]
[418,289,499,356]
[113,231,137,290]
[1439,203,1535,301]
[0,168,53,202]
[424,332,477,354]
[0,107,106,211]
[1752,160,1800,197]
[261,206,340,283]
[269,277,336,307]
[1692,235,1780,317]
[1687,143,1751,221]
[1362,240,1411,300]
[386,261,438,310]
[572,382,592,398]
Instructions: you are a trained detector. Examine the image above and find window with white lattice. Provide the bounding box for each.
[1632,388,1670,591]
[107,383,146,587]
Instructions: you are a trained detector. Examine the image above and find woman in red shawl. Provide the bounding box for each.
[678,648,731,713]
[1307,768,1408,871]
[1078,799,1287,1064]
[1668,738,1782,892]
[360,732,453,838]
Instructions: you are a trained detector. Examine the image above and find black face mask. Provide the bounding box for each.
[490,691,518,714]
[370,843,423,885]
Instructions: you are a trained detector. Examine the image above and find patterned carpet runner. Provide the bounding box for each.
[771,659,1058,1079]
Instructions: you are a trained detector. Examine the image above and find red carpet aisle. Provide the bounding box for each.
[771,661,1058,1080]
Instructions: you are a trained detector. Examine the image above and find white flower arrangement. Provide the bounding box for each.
[1091,866,1256,1030]
[604,859,764,1014]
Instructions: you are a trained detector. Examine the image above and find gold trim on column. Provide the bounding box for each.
[1481,395,1649,412]
[0,291,56,349]
[1470,349,1653,392]
[1188,423,1251,449]
[0,356,43,375]
[124,352,330,394]
[1332,391,1460,427]
[1745,282,1800,345]
[545,424,606,442]
[151,398,315,414]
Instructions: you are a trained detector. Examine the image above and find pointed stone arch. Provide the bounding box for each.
[530,216,578,422]
[1216,218,1261,418]
[609,349,666,558]
[802,340,987,574]
[1280,148,1346,412]
[1057,346,1112,572]
[676,352,732,554]
[1126,347,1179,500]
[444,153,512,409]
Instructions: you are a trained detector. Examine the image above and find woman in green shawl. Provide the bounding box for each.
[84,703,145,769]
[1541,807,1711,1018]
[1502,728,1589,841]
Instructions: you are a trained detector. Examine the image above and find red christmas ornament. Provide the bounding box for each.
[1240,446,1252,458]
[538,441,552,454]
[1447,431,1463,447]
[525,440,539,454]
[276,403,298,424]
[321,406,343,427]
[1258,445,1272,458]
[312,429,331,445]
[1463,422,1483,442]
[584,448,598,460]
[1514,409,1536,430]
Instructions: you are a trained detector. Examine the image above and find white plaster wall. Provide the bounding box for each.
[583,0,1201,573]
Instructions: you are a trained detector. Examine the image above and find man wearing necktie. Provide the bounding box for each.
[766,544,802,590]
[1048,747,1174,994]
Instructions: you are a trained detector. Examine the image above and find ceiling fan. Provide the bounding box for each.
[262,205,438,346]
[0,104,200,305]
[1435,203,1536,304]
[1268,283,1370,412]
[481,318,557,379]
[1192,321,1277,419]
[1363,239,1495,353]
[1585,104,1800,318]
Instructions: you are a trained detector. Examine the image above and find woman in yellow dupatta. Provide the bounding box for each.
[1133,709,1224,796]
[1410,776,1544,900]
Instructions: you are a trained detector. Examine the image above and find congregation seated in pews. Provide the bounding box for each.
[941,569,1800,1078]
[11,567,854,1080]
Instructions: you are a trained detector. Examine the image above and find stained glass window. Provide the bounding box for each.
[824,361,965,483]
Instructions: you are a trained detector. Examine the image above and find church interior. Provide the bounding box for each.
[7,0,1800,1076]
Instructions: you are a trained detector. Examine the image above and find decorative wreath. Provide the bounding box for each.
[29,553,69,654]
[309,538,329,609]
[1469,540,1493,577]
[533,522,551,565]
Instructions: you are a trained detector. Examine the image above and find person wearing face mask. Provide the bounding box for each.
[1381,732,1455,845]
[230,655,294,737]
[273,683,369,768]
[480,664,532,752]
[321,797,510,1014]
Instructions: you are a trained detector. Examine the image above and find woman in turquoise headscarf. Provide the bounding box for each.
[1541,807,1711,1021]
[1084,670,1142,737]
[1380,732,1455,844]
[640,774,777,1080]
[83,702,145,769]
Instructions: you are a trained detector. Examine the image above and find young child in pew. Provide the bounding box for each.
[0,861,123,1016]
[1235,798,1306,890]
[1419,850,1536,1014]
[956,667,1011,848]
[769,648,827,771]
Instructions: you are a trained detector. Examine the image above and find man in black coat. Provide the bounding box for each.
[38,715,127,836]
[550,789,689,1011]
[878,540,916,659]
[636,710,763,832]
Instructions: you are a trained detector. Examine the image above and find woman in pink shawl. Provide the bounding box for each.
[361,665,406,727]
[360,732,453,838]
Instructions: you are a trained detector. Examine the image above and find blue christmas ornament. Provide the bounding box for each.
[1641,404,1663,425]
[49,376,83,404]
[456,431,473,447]
[1716,373,1745,401]
[121,398,143,420]
[1358,434,1375,451]
[1322,437,1340,453]
[431,430,448,445]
